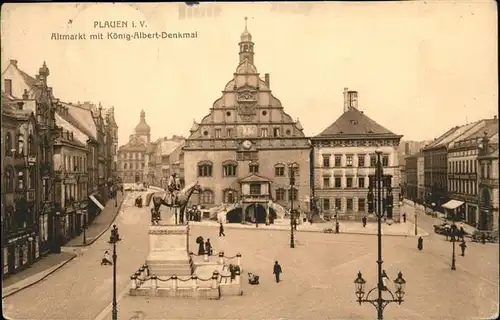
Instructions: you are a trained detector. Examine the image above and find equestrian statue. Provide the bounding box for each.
[151,175,202,225]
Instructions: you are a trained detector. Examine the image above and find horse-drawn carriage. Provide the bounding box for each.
[471,230,499,243]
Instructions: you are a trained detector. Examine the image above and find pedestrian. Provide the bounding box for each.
[219,222,225,237]
[459,240,467,256]
[481,232,486,244]
[335,221,340,234]
[417,236,423,251]
[101,251,112,265]
[205,238,212,256]
[459,226,465,241]
[362,216,367,227]
[402,213,406,223]
[273,261,282,283]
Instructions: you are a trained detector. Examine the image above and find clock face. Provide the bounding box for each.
[242,140,252,150]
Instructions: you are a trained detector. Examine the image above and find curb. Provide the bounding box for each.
[64,195,126,248]
[193,223,428,238]
[2,253,77,299]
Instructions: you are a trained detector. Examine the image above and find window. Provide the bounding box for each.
[486,163,491,178]
[358,177,365,188]
[275,165,285,176]
[334,156,341,167]
[334,177,342,188]
[124,163,127,169]
[322,155,330,168]
[382,155,389,167]
[335,199,341,210]
[273,128,280,137]
[480,164,485,178]
[223,164,237,177]
[201,190,214,204]
[6,167,13,191]
[224,189,237,203]
[227,128,233,137]
[288,165,299,177]
[323,177,330,188]
[17,134,24,155]
[27,135,35,156]
[358,155,365,167]
[141,163,145,169]
[370,155,377,167]
[261,128,268,137]
[215,129,221,138]
[323,199,330,211]
[346,177,353,188]
[346,198,353,211]
[276,188,286,201]
[358,199,366,212]
[249,184,261,195]
[346,156,353,167]
[198,163,213,177]
[28,168,35,189]
[249,163,259,174]
[18,171,24,189]
[5,132,12,156]
[288,188,298,201]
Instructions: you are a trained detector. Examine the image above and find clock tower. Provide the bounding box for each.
[239,17,254,64]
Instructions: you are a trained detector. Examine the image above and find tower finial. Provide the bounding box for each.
[244,16,248,31]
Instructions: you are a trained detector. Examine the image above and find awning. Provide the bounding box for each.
[89,194,104,210]
[442,200,464,210]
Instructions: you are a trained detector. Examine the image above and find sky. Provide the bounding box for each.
[1,1,497,146]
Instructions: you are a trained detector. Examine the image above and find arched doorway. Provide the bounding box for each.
[226,208,243,223]
[479,188,493,231]
[245,204,267,224]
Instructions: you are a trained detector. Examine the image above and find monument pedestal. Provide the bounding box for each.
[146,224,194,277]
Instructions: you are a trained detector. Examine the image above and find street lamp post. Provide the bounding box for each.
[450,211,457,271]
[354,148,407,320]
[289,164,295,249]
[109,226,120,320]
[414,203,418,236]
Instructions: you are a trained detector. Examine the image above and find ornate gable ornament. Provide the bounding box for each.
[236,88,257,102]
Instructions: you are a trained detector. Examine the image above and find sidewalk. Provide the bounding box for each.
[64,193,125,247]
[191,218,429,237]
[2,252,76,298]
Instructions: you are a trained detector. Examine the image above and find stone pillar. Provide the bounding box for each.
[234,270,241,285]
[211,271,219,289]
[218,251,224,265]
[172,275,178,290]
[130,275,137,289]
[151,275,158,290]
[191,275,198,290]
[236,253,242,267]
[204,252,209,262]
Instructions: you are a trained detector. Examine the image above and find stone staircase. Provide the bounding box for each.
[146,255,195,277]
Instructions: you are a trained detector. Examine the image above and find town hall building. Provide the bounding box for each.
[183,19,311,223]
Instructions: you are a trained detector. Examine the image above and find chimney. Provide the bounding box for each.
[22,89,29,100]
[347,90,358,109]
[405,142,410,155]
[10,60,18,67]
[264,73,270,87]
[494,115,498,120]
[343,88,349,112]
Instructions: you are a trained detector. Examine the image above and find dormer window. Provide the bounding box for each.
[350,120,358,125]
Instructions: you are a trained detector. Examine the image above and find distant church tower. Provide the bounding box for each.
[134,110,151,144]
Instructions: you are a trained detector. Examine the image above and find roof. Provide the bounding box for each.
[55,112,89,146]
[314,108,401,139]
[2,101,33,120]
[60,102,98,141]
[159,139,183,156]
[424,121,483,150]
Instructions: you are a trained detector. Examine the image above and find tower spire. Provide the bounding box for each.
[239,16,254,64]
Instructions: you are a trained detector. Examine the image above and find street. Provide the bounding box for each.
[3,194,499,320]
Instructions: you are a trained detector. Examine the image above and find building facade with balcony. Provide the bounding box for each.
[311,88,403,222]
[117,111,151,183]
[446,119,498,226]
[183,21,310,223]
[1,98,41,277]
[2,59,59,264]
[477,131,499,231]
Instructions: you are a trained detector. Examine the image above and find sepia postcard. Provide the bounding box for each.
[1,2,498,320]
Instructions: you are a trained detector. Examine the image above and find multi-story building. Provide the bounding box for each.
[183,21,310,223]
[52,106,89,243]
[145,141,158,186]
[103,107,119,181]
[2,60,58,272]
[1,97,41,276]
[478,131,499,231]
[311,88,403,221]
[447,118,498,225]
[117,111,151,183]
[423,120,490,212]
[405,153,419,201]
[152,136,185,189]
[417,154,425,200]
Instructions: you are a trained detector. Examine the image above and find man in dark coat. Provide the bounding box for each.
[273,261,282,283]
[219,222,225,237]
[362,216,367,227]
[417,236,423,251]
[205,238,212,256]
[459,240,467,256]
